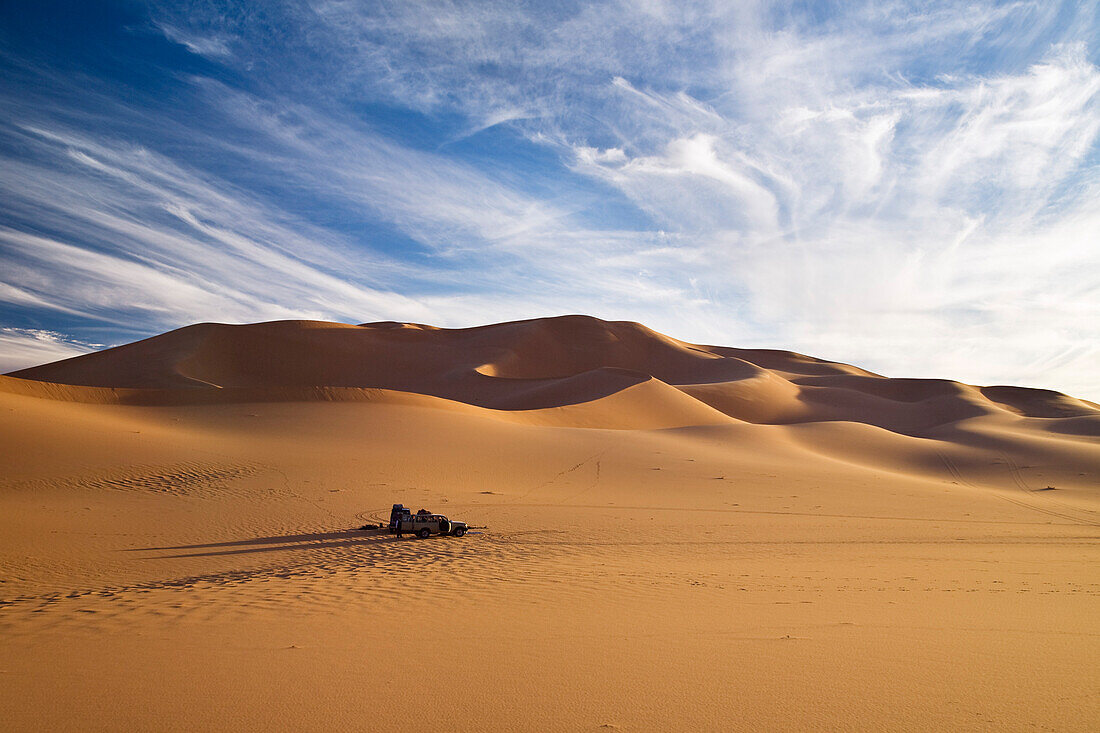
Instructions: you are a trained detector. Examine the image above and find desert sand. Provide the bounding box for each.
[1,316,1097,731]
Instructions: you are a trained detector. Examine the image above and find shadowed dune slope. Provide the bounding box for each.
[5,315,1098,437]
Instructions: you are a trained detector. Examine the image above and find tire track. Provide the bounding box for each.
[511,452,604,503]
[556,453,606,505]
[1000,453,1099,527]
[939,452,1096,526]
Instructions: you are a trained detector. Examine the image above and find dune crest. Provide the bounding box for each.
[5,316,1095,436]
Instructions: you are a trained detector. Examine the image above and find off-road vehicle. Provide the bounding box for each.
[396,512,468,538]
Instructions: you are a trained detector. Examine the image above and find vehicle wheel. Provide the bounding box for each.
[417,528,430,539]
[453,527,466,537]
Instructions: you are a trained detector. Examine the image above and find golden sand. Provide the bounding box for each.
[2,317,1097,730]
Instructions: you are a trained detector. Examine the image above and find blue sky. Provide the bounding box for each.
[1,1,1098,398]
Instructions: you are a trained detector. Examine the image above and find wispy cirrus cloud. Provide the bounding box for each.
[262,0,1099,394]
[154,22,233,59]
[0,328,100,373]
[0,123,436,327]
[0,72,703,347]
[1,1,1098,398]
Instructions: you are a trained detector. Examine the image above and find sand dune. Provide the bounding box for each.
[8,315,1096,430]
[2,316,1098,731]
[4,314,1097,503]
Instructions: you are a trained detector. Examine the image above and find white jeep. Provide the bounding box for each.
[397,513,468,538]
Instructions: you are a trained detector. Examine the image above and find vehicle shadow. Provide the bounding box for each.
[126,528,425,558]
[159,536,434,559]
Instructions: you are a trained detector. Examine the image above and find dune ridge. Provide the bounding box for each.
[6,315,1097,437]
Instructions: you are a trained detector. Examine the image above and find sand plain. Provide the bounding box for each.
[1,316,1098,731]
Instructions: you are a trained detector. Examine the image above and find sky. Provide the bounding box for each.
[1,1,1098,399]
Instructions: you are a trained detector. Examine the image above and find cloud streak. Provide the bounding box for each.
[1,1,1098,398]
[0,328,99,374]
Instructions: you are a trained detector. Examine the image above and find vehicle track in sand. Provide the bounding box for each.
[1000,452,1100,520]
[510,452,606,504]
[937,451,1099,527]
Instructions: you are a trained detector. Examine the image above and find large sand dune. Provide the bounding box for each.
[2,316,1098,730]
[9,315,1099,428]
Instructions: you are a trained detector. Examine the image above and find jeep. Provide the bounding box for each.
[396,513,468,538]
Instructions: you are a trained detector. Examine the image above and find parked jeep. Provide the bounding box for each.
[396,512,468,538]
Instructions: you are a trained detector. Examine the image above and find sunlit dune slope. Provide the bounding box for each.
[6,315,1097,437]
[7,316,758,407]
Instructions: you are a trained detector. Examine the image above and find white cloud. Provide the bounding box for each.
[154,22,233,58]
[0,103,703,341]
[0,328,100,373]
[1,0,1097,399]
[910,44,1100,216]
[573,133,780,233]
[0,126,439,328]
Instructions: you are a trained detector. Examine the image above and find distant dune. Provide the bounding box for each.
[7,315,1098,434]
